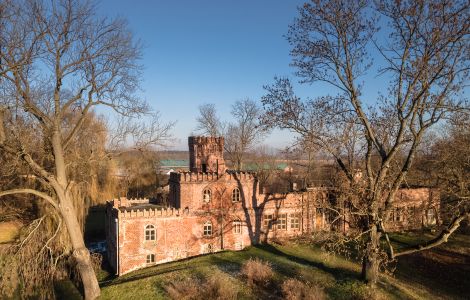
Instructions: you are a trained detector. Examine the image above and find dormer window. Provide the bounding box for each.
[203,188,211,203]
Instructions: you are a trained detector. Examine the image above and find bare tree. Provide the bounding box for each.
[262,0,469,284]
[195,99,267,170]
[225,98,267,170]
[195,103,224,136]
[0,0,170,298]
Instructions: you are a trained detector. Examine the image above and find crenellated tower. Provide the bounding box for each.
[188,136,226,174]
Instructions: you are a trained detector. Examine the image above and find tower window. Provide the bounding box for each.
[203,189,211,203]
[203,221,212,236]
[232,188,241,202]
[145,225,156,241]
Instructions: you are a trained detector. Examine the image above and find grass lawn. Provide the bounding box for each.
[91,233,469,300]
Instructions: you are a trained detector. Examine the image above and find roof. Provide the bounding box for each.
[243,163,290,171]
[159,159,189,168]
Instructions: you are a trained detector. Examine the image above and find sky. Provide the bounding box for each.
[97,1,385,150]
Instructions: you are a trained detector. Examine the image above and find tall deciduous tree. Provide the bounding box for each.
[195,103,224,137]
[195,99,266,170]
[0,0,168,298]
[262,0,469,284]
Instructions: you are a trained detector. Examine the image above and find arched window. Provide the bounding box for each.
[232,188,241,202]
[203,188,211,203]
[145,225,156,241]
[233,219,242,234]
[203,221,212,236]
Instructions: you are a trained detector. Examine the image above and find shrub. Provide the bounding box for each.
[165,271,237,300]
[281,278,326,300]
[335,281,380,300]
[205,272,237,300]
[240,258,274,286]
[165,277,202,300]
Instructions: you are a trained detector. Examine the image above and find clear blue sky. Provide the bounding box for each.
[97,1,383,150]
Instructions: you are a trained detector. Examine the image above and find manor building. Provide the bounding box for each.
[106,136,439,275]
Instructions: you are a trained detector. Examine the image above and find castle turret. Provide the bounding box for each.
[188,136,225,174]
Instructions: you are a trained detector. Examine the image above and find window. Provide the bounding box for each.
[232,188,241,202]
[145,225,156,241]
[233,220,242,234]
[263,214,273,229]
[203,189,211,203]
[427,208,436,225]
[234,241,243,250]
[407,206,415,221]
[204,243,213,253]
[277,214,287,230]
[290,213,301,229]
[203,221,212,236]
[394,208,403,222]
[146,254,155,264]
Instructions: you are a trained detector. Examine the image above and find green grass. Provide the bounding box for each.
[388,232,470,299]
[96,240,464,300]
[57,232,470,299]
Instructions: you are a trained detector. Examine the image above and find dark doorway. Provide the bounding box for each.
[202,164,207,172]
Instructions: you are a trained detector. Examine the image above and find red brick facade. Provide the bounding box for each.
[106,136,440,275]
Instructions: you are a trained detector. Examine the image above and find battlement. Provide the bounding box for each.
[110,197,151,208]
[118,206,189,218]
[169,170,257,183]
[188,136,224,146]
[226,171,257,181]
[170,171,220,182]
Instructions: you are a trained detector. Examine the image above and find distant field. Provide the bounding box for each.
[83,233,469,300]
[0,221,21,244]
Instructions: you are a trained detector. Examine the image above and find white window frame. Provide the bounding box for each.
[263,214,273,229]
[145,224,156,241]
[290,213,300,229]
[203,221,212,236]
[277,214,287,230]
[146,253,155,264]
[233,220,242,234]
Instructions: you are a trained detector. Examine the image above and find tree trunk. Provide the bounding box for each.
[361,224,381,284]
[59,190,101,300]
[51,131,100,299]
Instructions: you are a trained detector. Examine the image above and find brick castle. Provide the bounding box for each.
[106,136,439,275]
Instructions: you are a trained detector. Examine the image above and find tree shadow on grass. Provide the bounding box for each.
[389,234,470,298]
[254,244,360,281]
[99,265,191,288]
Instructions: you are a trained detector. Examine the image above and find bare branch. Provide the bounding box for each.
[0,188,58,209]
